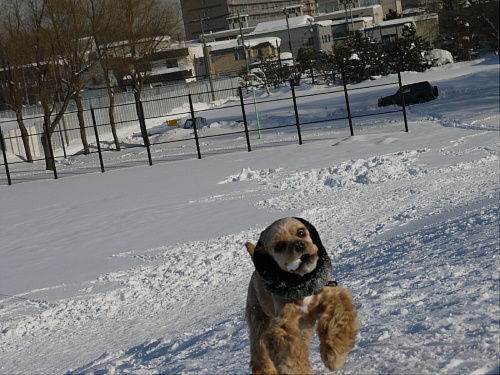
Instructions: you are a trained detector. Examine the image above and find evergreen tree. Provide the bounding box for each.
[314,50,336,85]
[297,46,321,73]
[344,32,384,82]
[385,24,431,72]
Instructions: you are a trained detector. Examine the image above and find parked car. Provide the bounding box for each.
[183,117,207,129]
[378,81,438,107]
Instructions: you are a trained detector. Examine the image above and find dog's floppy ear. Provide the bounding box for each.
[294,217,323,248]
[245,242,256,257]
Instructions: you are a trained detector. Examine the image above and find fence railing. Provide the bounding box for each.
[0,72,408,186]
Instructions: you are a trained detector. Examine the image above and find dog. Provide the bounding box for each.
[244,217,359,374]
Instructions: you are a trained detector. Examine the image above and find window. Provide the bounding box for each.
[166,59,178,69]
[234,51,245,61]
[382,35,397,44]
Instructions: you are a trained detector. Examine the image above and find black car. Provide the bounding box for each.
[378,81,438,107]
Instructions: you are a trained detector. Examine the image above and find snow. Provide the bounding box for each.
[251,15,314,34]
[364,13,439,30]
[425,49,454,65]
[0,55,499,374]
[208,37,281,52]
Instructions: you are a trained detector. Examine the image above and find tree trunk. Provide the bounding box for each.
[42,111,55,171]
[16,110,33,163]
[74,93,90,154]
[107,85,121,151]
[133,90,150,147]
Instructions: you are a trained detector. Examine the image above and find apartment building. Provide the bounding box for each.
[181,0,318,41]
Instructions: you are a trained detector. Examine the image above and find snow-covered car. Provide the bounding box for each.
[183,117,207,129]
[378,81,439,107]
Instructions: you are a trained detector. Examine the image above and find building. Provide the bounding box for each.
[181,0,231,41]
[245,15,316,59]
[362,13,439,46]
[314,17,375,51]
[315,4,384,24]
[113,43,205,90]
[207,37,280,77]
[181,0,319,41]
[317,0,402,17]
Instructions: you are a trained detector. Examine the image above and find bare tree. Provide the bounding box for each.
[84,0,121,150]
[0,0,34,162]
[46,0,96,155]
[20,0,88,170]
[112,0,181,145]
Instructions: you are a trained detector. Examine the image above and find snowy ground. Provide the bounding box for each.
[0,56,499,374]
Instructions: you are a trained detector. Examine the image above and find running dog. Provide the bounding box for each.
[244,217,359,374]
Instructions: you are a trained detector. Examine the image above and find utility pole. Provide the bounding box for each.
[284,10,298,83]
[237,10,250,76]
[340,0,355,36]
[198,15,216,101]
[284,11,296,67]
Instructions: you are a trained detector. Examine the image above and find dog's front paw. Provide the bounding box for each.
[320,348,349,371]
[316,287,359,371]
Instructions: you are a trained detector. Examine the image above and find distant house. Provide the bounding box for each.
[362,13,440,47]
[314,17,375,52]
[103,42,204,91]
[245,15,316,58]
[207,37,281,77]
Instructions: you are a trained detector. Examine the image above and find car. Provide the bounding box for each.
[378,81,438,107]
[183,117,207,129]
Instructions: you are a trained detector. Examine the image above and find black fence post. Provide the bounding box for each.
[43,122,58,180]
[188,94,202,159]
[397,68,409,132]
[139,100,153,166]
[90,107,105,173]
[0,126,12,185]
[341,68,354,137]
[289,79,303,145]
[238,87,251,152]
[58,125,67,159]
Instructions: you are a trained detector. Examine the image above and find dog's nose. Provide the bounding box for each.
[295,241,306,253]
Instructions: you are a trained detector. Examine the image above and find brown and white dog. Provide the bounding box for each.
[244,217,359,375]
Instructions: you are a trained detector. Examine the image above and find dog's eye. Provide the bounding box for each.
[297,229,306,238]
[275,242,286,252]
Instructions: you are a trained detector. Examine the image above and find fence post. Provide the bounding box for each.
[58,125,67,159]
[139,100,153,166]
[43,121,58,180]
[238,87,251,152]
[90,107,105,173]
[289,79,303,145]
[290,78,302,145]
[188,94,202,159]
[397,68,409,132]
[341,68,354,137]
[133,92,153,166]
[0,126,12,185]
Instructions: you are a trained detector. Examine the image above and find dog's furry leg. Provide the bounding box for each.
[266,302,311,375]
[315,287,359,371]
[246,283,277,374]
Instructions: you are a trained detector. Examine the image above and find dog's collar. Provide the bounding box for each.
[252,218,334,300]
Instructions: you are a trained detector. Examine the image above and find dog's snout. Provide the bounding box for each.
[295,241,306,253]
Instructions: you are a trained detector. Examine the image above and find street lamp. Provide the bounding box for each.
[339,0,355,36]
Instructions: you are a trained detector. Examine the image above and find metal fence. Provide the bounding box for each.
[0,76,242,158]
[0,72,409,186]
